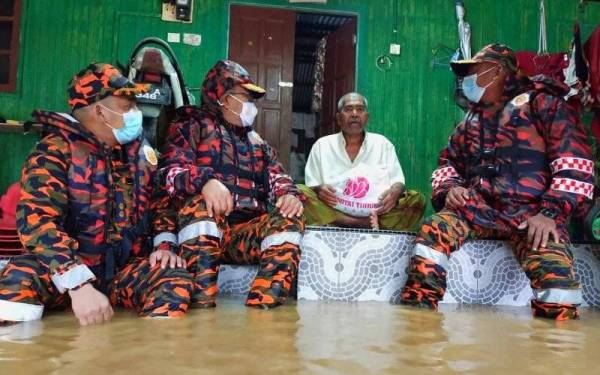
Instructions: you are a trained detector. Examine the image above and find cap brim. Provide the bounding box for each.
[241,83,266,98]
[113,83,151,97]
[450,59,481,76]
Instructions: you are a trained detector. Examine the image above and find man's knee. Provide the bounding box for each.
[268,211,305,232]
[261,213,304,251]
[524,243,580,291]
[146,263,194,296]
[416,213,448,239]
[0,256,47,321]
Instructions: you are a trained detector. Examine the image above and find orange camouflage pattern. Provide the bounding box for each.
[401,210,580,320]
[178,194,304,308]
[0,254,193,318]
[430,74,594,230]
[67,63,149,110]
[0,110,192,319]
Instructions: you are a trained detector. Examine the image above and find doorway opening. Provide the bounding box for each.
[291,12,355,182]
[228,6,357,180]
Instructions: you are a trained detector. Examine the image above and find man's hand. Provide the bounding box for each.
[377,184,404,215]
[518,213,560,250]
[315,184,338,207]
[445,186,469,209]
[201,179,233,217]
[149,249,187,269]
[276,194,304,218]
[69,283,114,326]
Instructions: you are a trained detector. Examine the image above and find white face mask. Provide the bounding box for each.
[461,66,498,103]
[221,94,258,127]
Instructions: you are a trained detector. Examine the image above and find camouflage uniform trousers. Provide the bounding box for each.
[400,210,581,320]
[0,255,193,321]
[178,194,305,309]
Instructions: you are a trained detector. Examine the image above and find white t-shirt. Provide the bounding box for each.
[305,132,405,188]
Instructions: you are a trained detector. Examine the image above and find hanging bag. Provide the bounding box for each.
[515,0,570,81]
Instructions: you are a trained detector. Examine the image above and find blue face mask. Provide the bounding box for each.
[100,104,143,144]
[461,66,498,103]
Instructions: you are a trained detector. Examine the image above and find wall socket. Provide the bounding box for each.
[389,43,401,56]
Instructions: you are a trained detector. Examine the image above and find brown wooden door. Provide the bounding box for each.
[321,19,357,137]
[229,5,295,169]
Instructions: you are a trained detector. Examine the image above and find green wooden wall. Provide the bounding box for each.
[1,0,599,208]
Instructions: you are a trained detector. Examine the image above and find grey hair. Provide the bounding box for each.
[337,92,368,112]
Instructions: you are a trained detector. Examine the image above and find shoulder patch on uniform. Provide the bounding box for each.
[511,93,530,107]
[143,145,158,166]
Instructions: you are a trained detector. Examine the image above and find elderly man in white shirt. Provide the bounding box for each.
[300,92,425,230]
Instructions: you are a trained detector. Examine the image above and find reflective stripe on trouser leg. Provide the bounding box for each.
[248,230,302,308]
[520,241,581,320]
[0,300,44,321]
[177,220,223,307]
[0,255,68,321]
[533,288,583,305]
[246,241,301,308]
[530,288,583,320]
[413,243,449,270]
[178,221,222,244]
[400,244,449,309]
[153,232,178,247]
[260,232,302,252]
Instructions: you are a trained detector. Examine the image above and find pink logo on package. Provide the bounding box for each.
[343,177,370,199]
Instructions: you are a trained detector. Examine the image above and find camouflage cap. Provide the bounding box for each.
[451,43,518,76]
[67,63,149,110]
[201,60,266,105]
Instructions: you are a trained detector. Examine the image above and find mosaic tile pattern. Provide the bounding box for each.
[218,264,258,295]
[299,228,413,302]
[573,244,600,307]
[297,227,600,307]
[467,240,532,306]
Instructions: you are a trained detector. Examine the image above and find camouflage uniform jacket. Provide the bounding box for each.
[158,105,304,225]
[431,75,594,231]
[16,111,168,292]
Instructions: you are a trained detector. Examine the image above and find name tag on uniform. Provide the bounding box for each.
[511,93,530,107]
[143,145,158,166]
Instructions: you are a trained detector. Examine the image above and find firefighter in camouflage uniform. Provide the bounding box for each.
[155,60,305,309]
[0,63,193,326]
[400,44,594,320]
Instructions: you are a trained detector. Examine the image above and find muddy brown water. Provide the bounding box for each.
[1,297,598,374]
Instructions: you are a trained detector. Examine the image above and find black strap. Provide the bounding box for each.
[225,184,268,200]
[76,210,149,289]
[219,163,265,184]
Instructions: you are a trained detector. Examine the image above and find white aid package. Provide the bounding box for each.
[329,163,390,217]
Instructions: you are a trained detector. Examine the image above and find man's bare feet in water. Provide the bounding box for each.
[332,210,380,230]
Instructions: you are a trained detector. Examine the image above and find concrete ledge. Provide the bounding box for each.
[297,227,600,307]
[217,227,600,307]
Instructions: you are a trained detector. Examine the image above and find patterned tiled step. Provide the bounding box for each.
[297,227,600,307]
[218,264,258,295]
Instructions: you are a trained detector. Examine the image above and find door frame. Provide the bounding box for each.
[225,1,362,96]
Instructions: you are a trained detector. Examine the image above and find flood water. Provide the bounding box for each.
[1,296,599,374]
